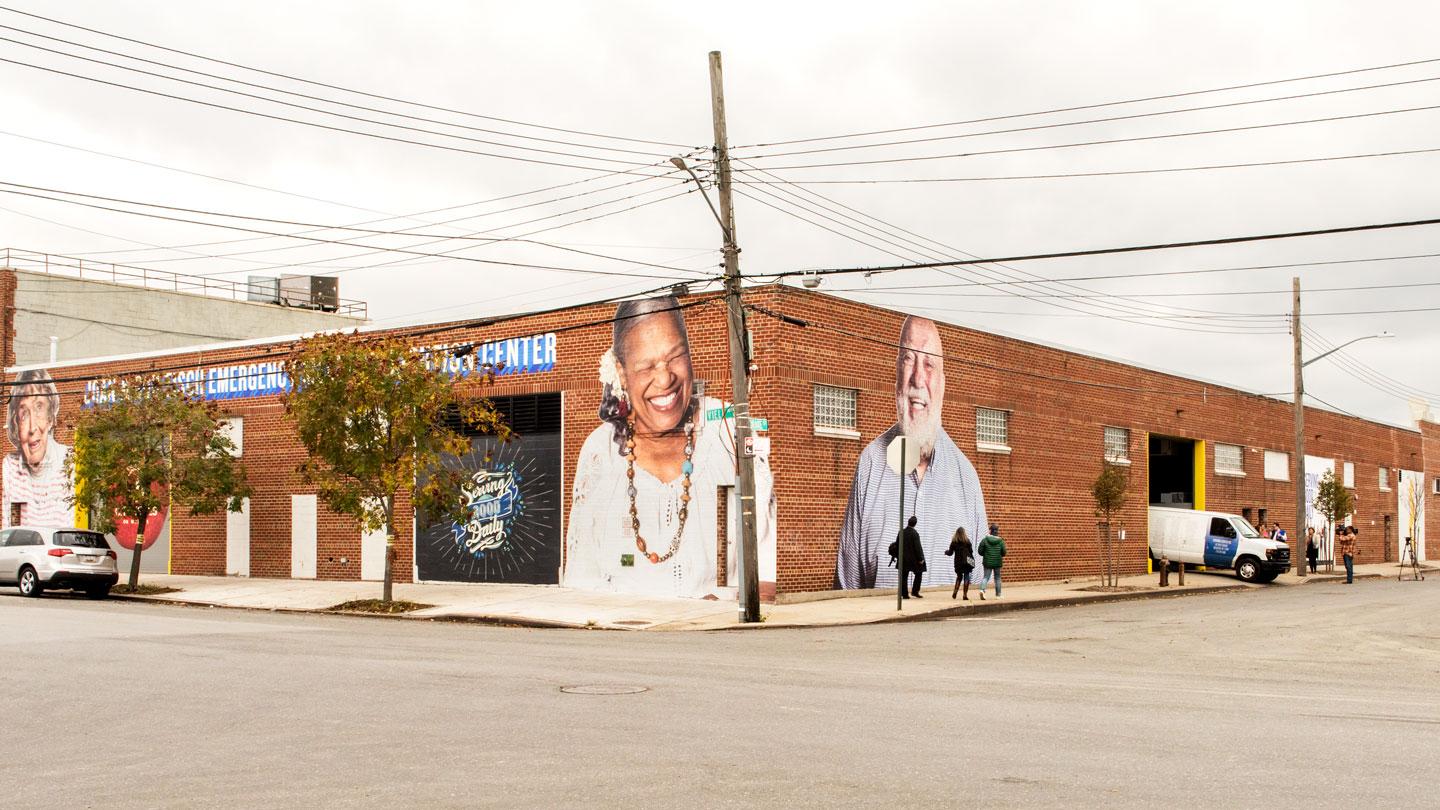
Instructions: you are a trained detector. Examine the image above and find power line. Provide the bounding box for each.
[67,156,704,260]
[735,180,1276,335]
[212,184,704,282]
[739,102,1440,171]
[746,300,1292,399]
[0,182,700,281]
[60,162,699,274]
[0,55,681,176]
[0,22,670,158]
[732,55,1440,149]
[0,178,707,274]
[730,145,1440,185]
[0,4,693,149]
[733,158,1279,334]
[1302,324,1440,403]
[734,74,1440,159]
[773,217,1440,280]
[0,127,401,217]
[854,251,1440,290]
[847,278,1440,299]
[0,31,668,167]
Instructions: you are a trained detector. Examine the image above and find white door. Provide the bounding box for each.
[291,494,317,579]
[1398,471,1426,562]
[225,498,250,577]
[360,500,387,581]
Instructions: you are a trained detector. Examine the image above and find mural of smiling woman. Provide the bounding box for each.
[4,369,76,528]
[565,296,776,598]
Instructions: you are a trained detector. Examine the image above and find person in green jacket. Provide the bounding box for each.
[976,523,1006,600]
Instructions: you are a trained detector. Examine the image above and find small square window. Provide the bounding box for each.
[1103,426,1130,463]
[1215,443,1244,476]
[813,384,858,436]
[1264,450,1289,481]
[976,407,1009,451]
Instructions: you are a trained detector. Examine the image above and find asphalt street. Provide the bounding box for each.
[2,578,1436,808]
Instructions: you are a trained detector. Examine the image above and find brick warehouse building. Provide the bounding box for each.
[4,282,1433,598]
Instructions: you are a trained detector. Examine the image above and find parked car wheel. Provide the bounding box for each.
[18,566,43,597]
[1235,556,1261,583]
[84,584,111,600]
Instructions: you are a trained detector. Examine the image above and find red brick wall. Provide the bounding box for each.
[1,268,16,368]
[750,286,1425,592]
[5,285,1429,592]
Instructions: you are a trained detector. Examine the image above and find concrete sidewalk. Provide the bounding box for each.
[103,561,1418,630]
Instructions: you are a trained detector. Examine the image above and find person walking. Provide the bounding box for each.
[1272,522,1288,545]
[1305,527,1319,574]
[899,515,926,599]
[945,526,976,600]
[1337,525,1357,583]
[976,523,1006,600]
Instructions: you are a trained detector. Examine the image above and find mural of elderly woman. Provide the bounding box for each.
[565,296,776,598]
[4,369,75,527]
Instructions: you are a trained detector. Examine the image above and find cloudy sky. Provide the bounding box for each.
[2,0,1438,426]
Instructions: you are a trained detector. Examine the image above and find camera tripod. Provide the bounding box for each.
[1399,538,1425,581]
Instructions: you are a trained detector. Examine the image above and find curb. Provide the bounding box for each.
[104,593,594,631]
[871,583,1251,624]
[101,570,1392,632]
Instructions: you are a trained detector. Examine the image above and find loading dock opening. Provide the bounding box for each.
[1149,435,1197,509]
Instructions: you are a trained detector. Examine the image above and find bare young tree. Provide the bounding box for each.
[1091,461,1129,588]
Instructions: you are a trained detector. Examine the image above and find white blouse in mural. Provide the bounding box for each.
[565,397,776,598]
[3,436,75,528]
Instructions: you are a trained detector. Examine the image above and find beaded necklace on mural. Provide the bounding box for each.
[625,410,695,564]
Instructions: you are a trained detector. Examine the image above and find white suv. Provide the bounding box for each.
[0,526,119,599]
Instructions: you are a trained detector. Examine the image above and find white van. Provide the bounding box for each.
[1148,507,1291,583]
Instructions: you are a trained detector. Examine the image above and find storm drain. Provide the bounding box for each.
[560,684,649,696]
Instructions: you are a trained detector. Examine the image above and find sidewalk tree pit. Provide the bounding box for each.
[285,331,509,603]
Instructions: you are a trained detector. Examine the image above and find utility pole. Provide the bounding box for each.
[709,50,761,622]
[1292,277,1307,577]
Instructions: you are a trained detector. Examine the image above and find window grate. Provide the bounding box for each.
[813,384,858,432]
[976,407,1008,447]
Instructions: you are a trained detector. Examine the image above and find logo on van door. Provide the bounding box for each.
[1204,517,1239,567]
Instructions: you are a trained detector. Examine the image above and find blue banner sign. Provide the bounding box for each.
[423,333,557,378]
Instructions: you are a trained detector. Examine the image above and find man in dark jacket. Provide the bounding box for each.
[899,515,926,598]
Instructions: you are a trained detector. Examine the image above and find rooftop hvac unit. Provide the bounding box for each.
[279,274,340,311]
[246,276,280,304]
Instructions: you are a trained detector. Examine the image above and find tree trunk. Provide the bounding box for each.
[1097,521,1109,586]
[382,495,394,604]
[127,510,148,590]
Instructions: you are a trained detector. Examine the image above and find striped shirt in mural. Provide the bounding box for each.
[837,424,988,589]
[3,437,75,528]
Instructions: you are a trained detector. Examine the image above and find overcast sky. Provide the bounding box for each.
[2,0,1438,427]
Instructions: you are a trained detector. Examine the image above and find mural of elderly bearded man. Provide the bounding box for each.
[836,316,988,590]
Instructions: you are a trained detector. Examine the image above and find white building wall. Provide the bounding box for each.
[11,270,364,365]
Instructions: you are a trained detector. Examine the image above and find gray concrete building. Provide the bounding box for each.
[1,249,366,366]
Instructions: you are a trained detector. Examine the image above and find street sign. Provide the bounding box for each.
[886,434,922,477]
[706,407,767,432]
[743,436,770,457]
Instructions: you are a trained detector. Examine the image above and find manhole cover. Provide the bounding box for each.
[560,684,648,695]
